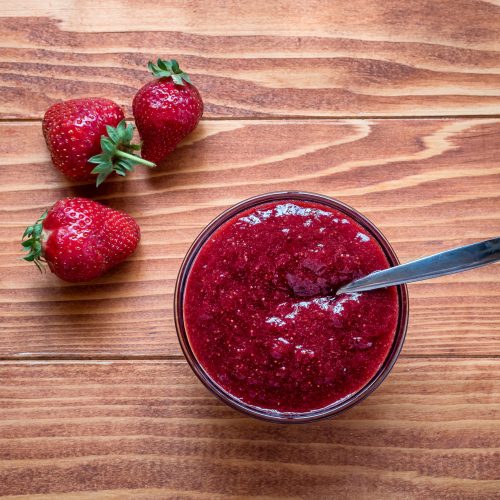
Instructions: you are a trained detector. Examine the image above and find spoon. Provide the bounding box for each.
[336,237,500,295]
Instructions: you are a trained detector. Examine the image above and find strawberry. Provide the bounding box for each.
[21,198,140,282]
[132,59,203,164]
[43,98,155,186]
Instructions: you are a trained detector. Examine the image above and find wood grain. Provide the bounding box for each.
[1,0,499,118]
[1,2,499,497]
[0,359,498,499]
[1,118,499,359]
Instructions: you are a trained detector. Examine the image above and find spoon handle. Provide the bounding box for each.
[337,237,500,295]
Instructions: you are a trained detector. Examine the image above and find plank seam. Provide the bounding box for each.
[0,354,498,362]
[0,114,500,123]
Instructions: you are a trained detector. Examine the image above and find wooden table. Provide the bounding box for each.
[1,1,499,498]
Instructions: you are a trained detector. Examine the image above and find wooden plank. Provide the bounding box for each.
[0,0,499,118]
[0,118,499,359]
[0,359,498,499]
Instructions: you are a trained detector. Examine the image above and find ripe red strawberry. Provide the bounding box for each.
[21,198,140,282]
[132,59,203,164]
[43,98,155,186]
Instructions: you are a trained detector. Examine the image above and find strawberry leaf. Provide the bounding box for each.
[91,163,113,174]
[148,58,191,86]
[171,74,183,85]
[116,159,135,172]
[170,60,180,72]
[21,210,48,272]
[124,124,134,143]
[101,136,114,154]
[88,153,109,165]
[89,120,156,187]
[96,172,109,187]
[106,124,120,143]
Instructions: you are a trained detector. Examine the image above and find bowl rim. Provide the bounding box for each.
[174,191,409,423]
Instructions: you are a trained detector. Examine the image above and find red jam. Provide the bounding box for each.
[184,200,399,413]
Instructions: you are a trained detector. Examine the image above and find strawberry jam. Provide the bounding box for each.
[184,200,399,413]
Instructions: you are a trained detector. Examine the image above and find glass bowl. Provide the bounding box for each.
[174,191,409,423]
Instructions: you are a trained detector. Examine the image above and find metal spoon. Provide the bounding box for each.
[336,237,500,295]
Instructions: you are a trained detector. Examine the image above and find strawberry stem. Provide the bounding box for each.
[115,150,155,167]
[89,120,156,187]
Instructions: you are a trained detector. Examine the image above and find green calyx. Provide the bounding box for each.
[89,120,156,187]
[148,58,191,86]
[21,210,48,272]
